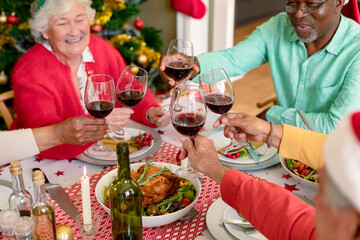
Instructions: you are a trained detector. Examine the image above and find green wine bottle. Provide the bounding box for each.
[110,142,143,240]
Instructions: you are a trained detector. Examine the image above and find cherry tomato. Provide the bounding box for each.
[301,169,310,176]
[297,163,306,172]
[105,200,110,208]
[181,198,191,206]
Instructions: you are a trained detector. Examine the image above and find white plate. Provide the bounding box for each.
[0,183,13,210]
[206,198,267,240]
[223,206,253,227]
[79,121,162,165]
[207,131,277,164]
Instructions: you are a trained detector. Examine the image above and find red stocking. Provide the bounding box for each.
[170,0,207,19]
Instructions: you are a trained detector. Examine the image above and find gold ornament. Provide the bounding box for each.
[56,224,75,240]
[0,12,6,24]
[137,54,148,65]
[0,71,8,85]
[130,66,139,75]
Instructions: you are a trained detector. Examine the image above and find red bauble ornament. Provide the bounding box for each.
[7,13,18,25]
[91,24,102,33]
[133,18,144,30]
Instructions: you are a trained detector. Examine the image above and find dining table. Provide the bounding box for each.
[0,96,318,240]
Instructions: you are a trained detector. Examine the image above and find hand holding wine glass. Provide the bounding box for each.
[162,39,195,86]
[198,68,249,154]
[111,65,148,141]
[170,84,206,178]
[85,74,116,156]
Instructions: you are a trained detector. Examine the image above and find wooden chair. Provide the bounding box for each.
[0,90,14,128]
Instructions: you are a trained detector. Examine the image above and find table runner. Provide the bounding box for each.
[55,142,221,240]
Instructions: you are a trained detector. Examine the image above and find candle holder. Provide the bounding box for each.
[75,214,99,237]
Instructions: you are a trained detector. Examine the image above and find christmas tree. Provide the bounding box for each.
[0,0,164,94]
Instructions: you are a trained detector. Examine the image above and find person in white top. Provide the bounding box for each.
[0,116,107,165]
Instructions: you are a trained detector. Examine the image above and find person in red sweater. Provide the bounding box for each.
[10,0,169,160]
[181,111,360,240]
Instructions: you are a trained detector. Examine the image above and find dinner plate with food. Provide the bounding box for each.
[206,131,279,170]
[83,121,162,165]
[95,161,201,227]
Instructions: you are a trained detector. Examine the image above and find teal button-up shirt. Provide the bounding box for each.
[196,13,360,134]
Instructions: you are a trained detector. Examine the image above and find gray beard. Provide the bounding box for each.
[296,31,318,43]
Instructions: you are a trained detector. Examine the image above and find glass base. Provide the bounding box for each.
[175,168,204,178]
[109,130,131,142]
[87,144,113,157]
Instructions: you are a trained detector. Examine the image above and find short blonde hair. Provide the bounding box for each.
[29,0,95,43]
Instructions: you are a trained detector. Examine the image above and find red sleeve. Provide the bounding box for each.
[221,169,316,240]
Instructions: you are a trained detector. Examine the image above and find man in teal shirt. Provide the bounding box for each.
[160,0,360,134]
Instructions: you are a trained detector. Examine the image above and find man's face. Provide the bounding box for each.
[314,168,359,240]
[286,0,341,43]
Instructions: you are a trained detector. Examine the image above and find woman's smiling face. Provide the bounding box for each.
[42,1,90,62]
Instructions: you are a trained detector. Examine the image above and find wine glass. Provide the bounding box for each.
[164,39,194,83]
[198,68,248,154]
[170,84,206,178]
[85,74,116,156]
[111,65,148,141]
[162,39,194,115]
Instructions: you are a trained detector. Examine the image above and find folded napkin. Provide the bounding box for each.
[101,138,138,154]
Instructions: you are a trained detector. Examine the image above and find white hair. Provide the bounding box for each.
[29,0,95,44]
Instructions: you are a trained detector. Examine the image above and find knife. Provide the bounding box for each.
[219,218,253,228]
[246,141,260,162]
[32,168,79,221]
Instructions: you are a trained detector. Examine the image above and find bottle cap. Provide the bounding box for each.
[10,160,22,175]
[13,216,35,238]
[32,170,45,185]
[116,142,129,154]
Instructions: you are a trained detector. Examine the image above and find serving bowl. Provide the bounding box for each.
[280,157,319,191]
[95,162,202,227]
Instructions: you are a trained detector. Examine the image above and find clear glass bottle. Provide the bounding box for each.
[31,170,57,240]
[13,216,36,240]
[9,161,33,217]
[110,142,143,240]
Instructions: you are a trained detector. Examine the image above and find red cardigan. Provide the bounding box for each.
[11,34,159,159]
[221,170,316,240]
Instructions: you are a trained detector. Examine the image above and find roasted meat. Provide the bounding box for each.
[131,165,181,207]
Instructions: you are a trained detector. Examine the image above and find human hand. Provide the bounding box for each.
[158,56,201,88]
[180,135,230,183]
[105,107,134,132]
[213,112,271,144]
[146,107,170,127]
[56,116,108,145]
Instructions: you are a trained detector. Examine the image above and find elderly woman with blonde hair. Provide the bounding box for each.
[10,0,169,160]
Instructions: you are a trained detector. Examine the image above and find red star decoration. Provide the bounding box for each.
[282,174,292,180]
[34,156,44,162]
[157,130,165,134]
[55,171,64,176]
[284,183,299,192]
[0,169,3,176]
[199,127,206,133]
[67,158,76,163]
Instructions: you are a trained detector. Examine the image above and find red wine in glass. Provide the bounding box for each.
[116,90,144,107]
[86,101,114,118]
[165,60,193,81]
[172,113,205,136]
[204,94,234,115]
[85,74,116,156]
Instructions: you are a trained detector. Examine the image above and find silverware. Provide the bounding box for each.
[297,108,314,131]
[246,141,260,162]
[219,218,253,227]
[32,168,80,221]
[179,207,199,221]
